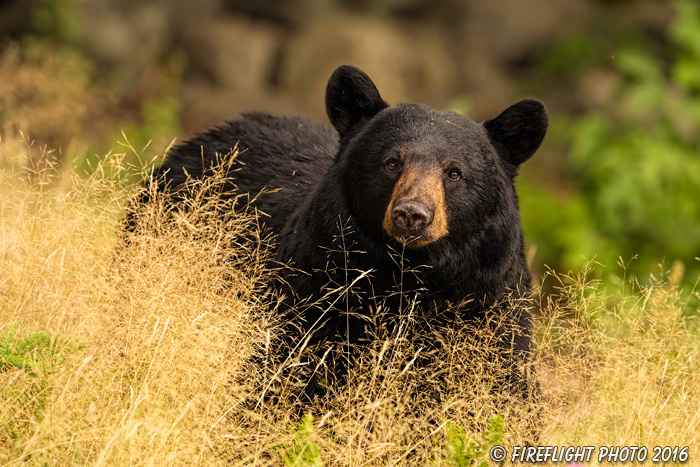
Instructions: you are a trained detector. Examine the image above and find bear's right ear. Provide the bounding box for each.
[326,65,389,138]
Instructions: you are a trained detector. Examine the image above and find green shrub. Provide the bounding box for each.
[433,414,505,467]
[522,0,700,289]
[0,321,82,377]
[280,414,323,467]
[0,321,82,449]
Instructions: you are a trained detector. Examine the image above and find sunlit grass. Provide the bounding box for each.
[536,264,700,457]
[0,133,698,465]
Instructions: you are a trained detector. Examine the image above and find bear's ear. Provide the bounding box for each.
[482,99,548,166]
[326,65,389,137]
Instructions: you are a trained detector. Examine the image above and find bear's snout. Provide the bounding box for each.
[382,169,449,247]
[391,200,433,233]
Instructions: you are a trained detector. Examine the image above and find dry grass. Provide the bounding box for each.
[1,133,698,466]
[536,264,700,457]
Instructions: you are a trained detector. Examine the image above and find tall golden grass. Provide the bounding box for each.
[1,133,698,465]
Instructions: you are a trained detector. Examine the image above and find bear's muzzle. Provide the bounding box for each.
[382,167,448,248]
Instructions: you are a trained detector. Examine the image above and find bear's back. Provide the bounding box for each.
[154,112,339,236]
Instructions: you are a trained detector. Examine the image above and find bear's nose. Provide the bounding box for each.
[392,200,433,233]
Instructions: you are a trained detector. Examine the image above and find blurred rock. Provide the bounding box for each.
[178,15,281,92]
[449,0,591,118]
[180,84,319,137]
[170,0,224,19]
[461,0,590,63]
[224,0,322,26]
[0,0,37,39]
[280,13,454,109]
[76,1,171,91]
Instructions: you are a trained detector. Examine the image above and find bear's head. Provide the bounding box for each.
[326,65,548,249]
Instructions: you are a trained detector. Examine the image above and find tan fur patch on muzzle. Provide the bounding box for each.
[382,166,448,248]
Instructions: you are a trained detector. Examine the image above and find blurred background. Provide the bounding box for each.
[1,0,699,293]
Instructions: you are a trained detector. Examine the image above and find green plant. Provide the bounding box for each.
[280,414,323,467]
[522,0,700,288]
[0,321,83,450]
[0,321,82,377]
[434,414,505,467]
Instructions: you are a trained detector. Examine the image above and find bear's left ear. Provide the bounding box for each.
[326,65,390,138]
[482,99,548,166]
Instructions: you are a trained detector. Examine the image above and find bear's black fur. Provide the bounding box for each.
[128,65,548,398]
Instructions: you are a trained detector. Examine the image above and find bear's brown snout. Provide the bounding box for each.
[391,200,433,234]
[382,167,448,248]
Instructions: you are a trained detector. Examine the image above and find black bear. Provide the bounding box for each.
[129,65,548,397]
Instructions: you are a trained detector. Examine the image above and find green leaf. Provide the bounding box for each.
[0,321,83,377]
[281,414,323,467]
[437,415,505,467]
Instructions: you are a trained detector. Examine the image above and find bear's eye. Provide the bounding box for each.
[385,159,399,172]
[447,169,462,180]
